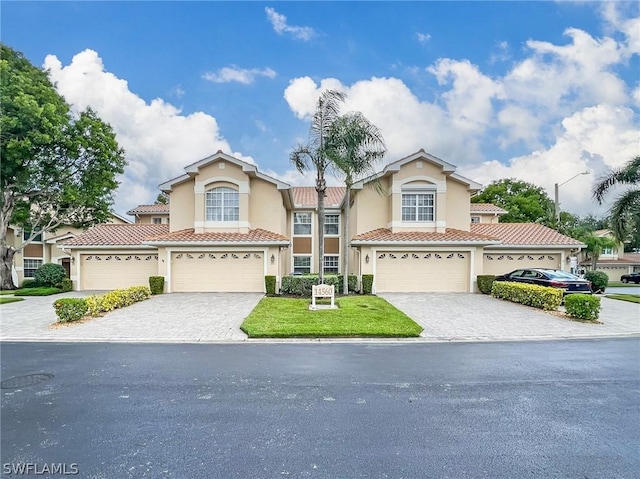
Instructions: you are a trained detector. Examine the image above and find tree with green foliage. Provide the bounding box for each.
[593,156,640,243]
[471,178,554,224]
[579,232,618,270]
[325,112,386,294]
[290,90,345,282]
[0,44,126,289]
[155,192,169,205]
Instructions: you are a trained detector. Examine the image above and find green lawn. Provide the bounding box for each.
[241,296,423,338]
[605,294,640,304]
[607,281,640,288]
[0,297,25,304]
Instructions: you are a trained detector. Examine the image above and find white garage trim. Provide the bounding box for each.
[80,252,159,291]
[482,251,562,277]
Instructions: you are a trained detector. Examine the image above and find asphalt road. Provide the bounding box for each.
[1,340,639,479]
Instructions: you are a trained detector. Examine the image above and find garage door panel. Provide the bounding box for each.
[483,253,560,276]
[376,251,469,293]
[172,251,264,292]
[82,254,158,290]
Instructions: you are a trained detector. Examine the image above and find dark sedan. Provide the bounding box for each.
[494,268,592,295]
[620,272,640,284]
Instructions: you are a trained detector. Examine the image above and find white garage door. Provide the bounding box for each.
[483,253,560,276]
[81,253,158,290]
[376,251,470,293]
[171,251,264,292]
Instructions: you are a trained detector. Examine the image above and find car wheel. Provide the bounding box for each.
[622,278,628,283]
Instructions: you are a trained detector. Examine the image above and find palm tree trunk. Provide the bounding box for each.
[342,185,351,294]
[317,176,326,283]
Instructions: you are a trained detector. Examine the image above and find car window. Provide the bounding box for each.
[510,270,525,277]
[545,270,580,280]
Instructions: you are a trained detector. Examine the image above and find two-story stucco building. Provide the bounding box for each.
[61,149,585,293]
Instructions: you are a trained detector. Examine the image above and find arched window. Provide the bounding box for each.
[206,187,239,221]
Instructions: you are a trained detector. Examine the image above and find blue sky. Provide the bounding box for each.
[2,1,639,217]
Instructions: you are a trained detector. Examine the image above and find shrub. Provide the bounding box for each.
[585,270,608,293]
[14,287,62,296]
[149,276,165,295]
[265,275,276,295]
[491,281,563,311]
[564,294,601,321]
[362,274,374,295]
[20,279,41,289]
[60,278,73,292]
[53,298,88,323]
[279,275,357,296]
[86,286,151,316]
[477,275,496,295]
[34,263,67,288]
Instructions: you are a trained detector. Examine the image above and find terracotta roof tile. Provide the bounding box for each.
[471,223,584,246]
[292,187,345,208]
[352,228,499,243]
[62,224,170,246]
[469,203,508,214]
[126,204,170,215]
[145,228,289,244]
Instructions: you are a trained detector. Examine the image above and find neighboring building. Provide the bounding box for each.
[62,149,585,293]
[6,212,130,287]
[579,229,640,279]
[127,204,170,225]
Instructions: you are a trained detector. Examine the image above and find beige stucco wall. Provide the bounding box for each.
[249,178,286,234]
[445,180,472,231]
[354,178,390,235]
[472,213,501,224]
[169,181,195,232]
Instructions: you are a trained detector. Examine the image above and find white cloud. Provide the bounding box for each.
[43,49,254,215]
[202,66,276,84]
[265,7,316,41]
[461,104,639,216]
[416,32,431,43]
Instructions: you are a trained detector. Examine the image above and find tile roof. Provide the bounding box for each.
[126,204,170,215]
[62,224,170,246]
[144,228,289,244]
[580,253,640,265]
[471,223,584,246]
[352,228,499,243]
[469,203,508,214]
[292,187,345,208]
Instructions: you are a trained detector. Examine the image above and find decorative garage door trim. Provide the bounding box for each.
[373,249,473,293]
[482,252,561,277]
[80,252,159,291]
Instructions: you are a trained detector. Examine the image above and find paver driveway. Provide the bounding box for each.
[380,293,640,341]
[0,292,262,342]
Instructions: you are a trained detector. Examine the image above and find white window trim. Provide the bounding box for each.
[323,254,340,274]
[324,214,340,236]
[471,216,481,224]
[23,257,43,278]
[401,191,436,223]
[293,255,312,274]
[293,212,313,237]
[205,186,240,222]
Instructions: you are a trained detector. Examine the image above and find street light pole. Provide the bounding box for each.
[554,171,590,224]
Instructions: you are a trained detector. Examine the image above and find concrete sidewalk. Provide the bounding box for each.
[1,291,638,343]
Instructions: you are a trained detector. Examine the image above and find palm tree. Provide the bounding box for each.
[593,156,640,242]
[325,112,386,294]
[581,232,618,270]
[290,90,346,282]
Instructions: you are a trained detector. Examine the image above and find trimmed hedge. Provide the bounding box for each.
[362,274,374,295]
[149,276,165,295]
[86,286,152,316]
[585,270,608,293]
[34,263,67,288]
[564,294,601,321]
[14,287,62,296]
[265,275,276,295]
[477,275,496,295]
[280,274,357,296]
[491,281,563,311]
[53,298,88,323]
[60,278,73,292]
[20,279,41,289]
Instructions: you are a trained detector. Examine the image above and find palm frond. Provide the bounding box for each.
[608,188,640,242]
[593,156,640,204]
